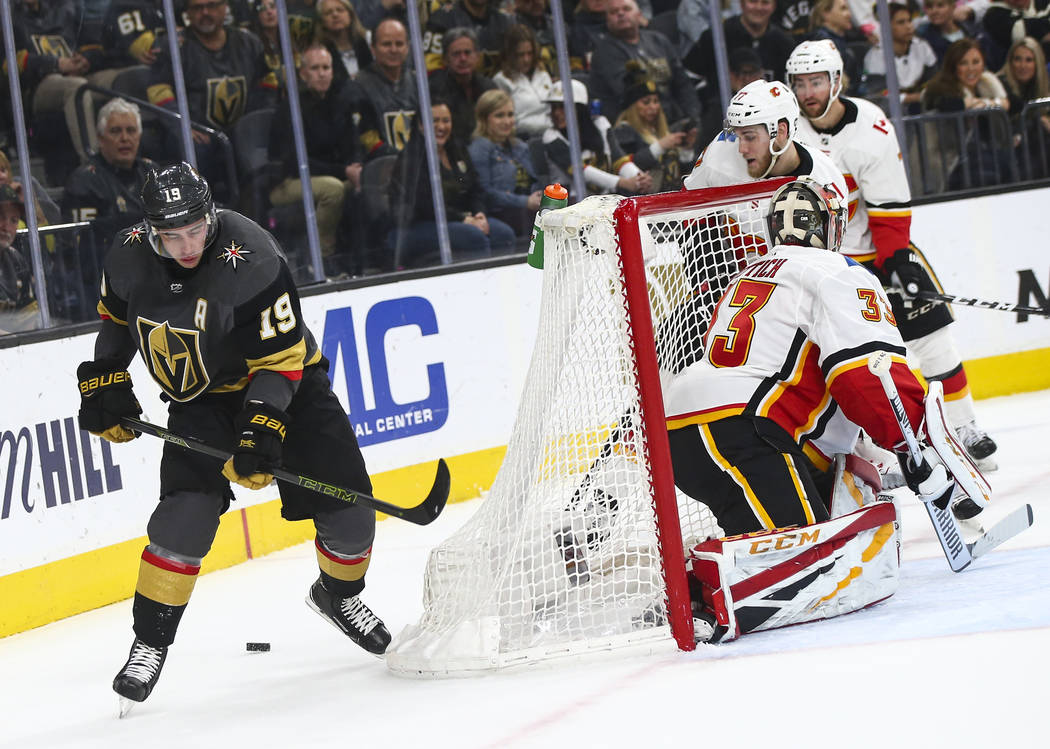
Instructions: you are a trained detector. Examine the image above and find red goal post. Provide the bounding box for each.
[387,179,791,677]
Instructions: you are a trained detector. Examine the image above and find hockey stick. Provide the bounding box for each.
[866,354,1033,570]
[889,288,1050,317]
[122,417,450,525]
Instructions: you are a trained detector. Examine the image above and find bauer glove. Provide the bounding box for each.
[222,401,288,490]
[883,248,925,299]
[77,359,141,443]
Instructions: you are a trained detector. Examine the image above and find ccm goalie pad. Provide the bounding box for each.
[689,502,899,643]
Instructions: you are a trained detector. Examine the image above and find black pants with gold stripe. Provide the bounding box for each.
[668,415,829,536]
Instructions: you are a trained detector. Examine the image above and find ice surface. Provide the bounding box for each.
[3,390,1048,748]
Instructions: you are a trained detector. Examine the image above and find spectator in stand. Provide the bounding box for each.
[982,0,1050,65]
[269,44,381,277]
[997,36,1050,176]
[63,98,154,313]
[424,0,516,76]
[10,0,106,176]
[250,0,285,82]
[388,99,516,268]
[685,0,798,88]
[541,79,652,196]
[589,0,702,124]
[315,0,373,83]
[468,90,542,237]
[697,46,766,145]
[570,0,611,70]
[923,37,1013,186]
[514,0,558,71]
[148,0,279,200]
[611,70,696,192]
[100,0,165,69]
[357,18,418,153]
[355,0,409,31]
[810,0,864,93]
[494,24,553,139]
[917,0,978,63]
[863,2,939,111]
[0,185,39,335]
[0,150,60,228]
[429,27,498,144]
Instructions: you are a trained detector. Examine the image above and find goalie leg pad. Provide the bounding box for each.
[922,381,992,510]
[688,502,899,642]
[827,453,883,519]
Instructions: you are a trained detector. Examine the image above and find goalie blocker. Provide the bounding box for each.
[689,500,899,643]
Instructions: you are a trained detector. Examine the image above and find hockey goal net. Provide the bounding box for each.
[386,180,788,677]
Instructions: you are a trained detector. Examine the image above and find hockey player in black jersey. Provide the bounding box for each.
[76,163,388,714]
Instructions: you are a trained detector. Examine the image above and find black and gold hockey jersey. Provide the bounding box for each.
[356,63,418,152]
[96,210,320,403]
[9,0,104,91]
[100,0,166,68]
[147,27,279,131]
[423,1,515,75]
[63,153,155,251]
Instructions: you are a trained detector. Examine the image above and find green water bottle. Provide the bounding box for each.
[527,183,568,269]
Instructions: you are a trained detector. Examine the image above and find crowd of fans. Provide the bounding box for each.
[2,0,1050,335]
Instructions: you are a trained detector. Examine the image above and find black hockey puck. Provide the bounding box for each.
[246,642,271,652]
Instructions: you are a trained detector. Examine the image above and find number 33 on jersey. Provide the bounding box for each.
[665,245,915,453]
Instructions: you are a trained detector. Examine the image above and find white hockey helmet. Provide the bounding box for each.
[725,80,799,160]
[766,176,847,251]
[786,40,845,117]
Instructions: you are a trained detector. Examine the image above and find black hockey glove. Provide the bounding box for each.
[222,401,288,490]
[77,359,141,443]
[882,248,926,299]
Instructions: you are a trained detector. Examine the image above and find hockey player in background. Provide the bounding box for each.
[684,78,847,197]
[786,40,998,470]
[666,178,985,641]
[76,163,389,714]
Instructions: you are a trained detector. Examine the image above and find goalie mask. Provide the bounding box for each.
[142,162,218,258]
[767,177,846,251]
[786,40,845,120]
[725,80,799,176]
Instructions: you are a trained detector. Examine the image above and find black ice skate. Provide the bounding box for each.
[113,638,168,717]
[306,579,391,655]
[955,421,998,471]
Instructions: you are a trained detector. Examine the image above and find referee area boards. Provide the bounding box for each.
[2,186,1048,638]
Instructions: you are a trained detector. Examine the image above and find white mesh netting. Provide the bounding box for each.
[386,187,777,677]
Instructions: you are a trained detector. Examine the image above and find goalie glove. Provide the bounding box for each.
[222,401,288,490]
[897,447,954,509]
[77,359,142,443]
[882,248,925,299]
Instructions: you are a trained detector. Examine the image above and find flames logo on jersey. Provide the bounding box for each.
[136,317,210,401]
[206,76,247,128]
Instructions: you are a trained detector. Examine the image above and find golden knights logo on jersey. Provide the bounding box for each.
[136,317,210,401]
[206,76,247,128]
[30,34,74,57]
[383,111,415,151]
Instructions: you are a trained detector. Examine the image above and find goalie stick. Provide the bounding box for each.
[889,288,1050,317]
[122,417,450,526]
[866,354,1033,571]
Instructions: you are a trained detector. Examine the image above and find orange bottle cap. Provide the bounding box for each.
[544,183,569,200]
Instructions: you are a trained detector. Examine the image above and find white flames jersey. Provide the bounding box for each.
[664,244,925,465]
[683,134,848,205]
[795,97,912,265]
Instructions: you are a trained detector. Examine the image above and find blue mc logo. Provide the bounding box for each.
[321,297,449,446]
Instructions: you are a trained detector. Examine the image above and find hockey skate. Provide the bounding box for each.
[955,420,998,472]
[113,637,168,717]
[306,579,391,655]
